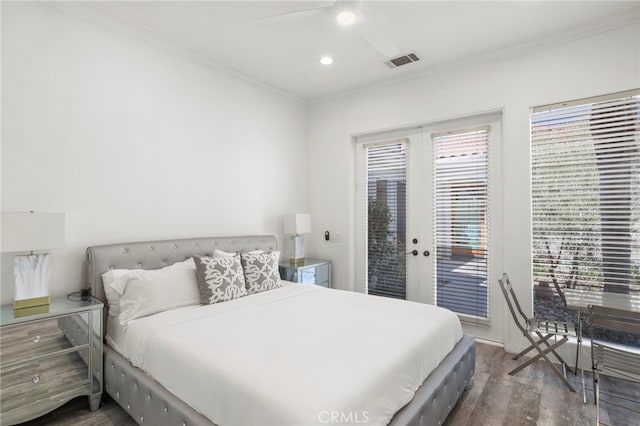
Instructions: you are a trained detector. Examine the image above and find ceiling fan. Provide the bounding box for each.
[257,0,401,58]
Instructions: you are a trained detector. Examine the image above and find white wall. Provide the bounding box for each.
[307,22,640,351]
[3,2,638,353]
[0,2,308,304]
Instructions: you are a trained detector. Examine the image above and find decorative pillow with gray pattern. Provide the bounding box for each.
[193,254,248,304]
[240,250,284,294]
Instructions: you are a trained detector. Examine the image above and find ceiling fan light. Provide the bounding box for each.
[336,10,356,26]
[319,56,334,65]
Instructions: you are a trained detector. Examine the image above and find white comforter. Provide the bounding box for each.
[118,284,463,426]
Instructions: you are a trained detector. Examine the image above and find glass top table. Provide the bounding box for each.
[0,297,103,326]
[564,289,640,313]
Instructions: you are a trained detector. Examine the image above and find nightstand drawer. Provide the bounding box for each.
[299,265,329,286]
[0,350,90,410]
[315,264,329,286]
[0,315,89,365]
[299,268,318,284]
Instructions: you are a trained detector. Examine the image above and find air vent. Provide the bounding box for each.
[385,52,420,69]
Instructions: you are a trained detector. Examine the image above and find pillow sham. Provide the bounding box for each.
[213,249,262,257]
[193,255,247,304]
[102,260,191,318]
[111,258,200,326]
[214,249,236,258]
[240,250,284,295]
[108,258,195,295]
[101,269,130,318]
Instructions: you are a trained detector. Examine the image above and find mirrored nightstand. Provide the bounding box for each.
[279,259,332,288]
[0,297,103,425]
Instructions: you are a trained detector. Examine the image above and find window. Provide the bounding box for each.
[531,89,640,346]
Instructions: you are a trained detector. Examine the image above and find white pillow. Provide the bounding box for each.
[107,259,200,326]
[214,249,236,258]
[214,249,263,257]
[102,269,130,318]
[102,259,195,318]
[109,258,194,295]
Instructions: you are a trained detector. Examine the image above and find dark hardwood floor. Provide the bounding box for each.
[18,343,639,426]
[445,343,639,426]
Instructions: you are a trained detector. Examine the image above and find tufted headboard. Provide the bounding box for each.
[86,235,278,310]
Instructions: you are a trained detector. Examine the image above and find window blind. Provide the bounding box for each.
[365,142,408,299]
[531,89,640,300]
[434,128,489,319]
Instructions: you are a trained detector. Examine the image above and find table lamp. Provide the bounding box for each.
[284,213,311,265]
[1,212,65,312]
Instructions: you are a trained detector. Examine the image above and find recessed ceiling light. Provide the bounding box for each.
[319,56,334,65]
[336,10,356,26]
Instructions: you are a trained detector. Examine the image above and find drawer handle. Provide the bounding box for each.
[32,375,40,384]
[32,335,41,343]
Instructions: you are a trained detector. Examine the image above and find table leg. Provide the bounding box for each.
[575,308,581,375]
[575,308,587,403]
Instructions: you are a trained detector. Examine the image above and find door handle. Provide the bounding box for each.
[407,250,418,256]
[423,250,430,257]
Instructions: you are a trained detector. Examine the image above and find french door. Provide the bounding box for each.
[355,128,422,302]
[355,114,503,341]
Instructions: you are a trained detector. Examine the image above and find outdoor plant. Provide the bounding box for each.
[367,197,403,295]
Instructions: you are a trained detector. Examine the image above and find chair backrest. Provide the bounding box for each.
[589,305,640,380]
[498,273,529,336]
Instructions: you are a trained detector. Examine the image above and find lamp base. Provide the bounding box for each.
[14,253,51,310]
[13,302,50,318]
[13,296,51,310]
[287,235,305,265]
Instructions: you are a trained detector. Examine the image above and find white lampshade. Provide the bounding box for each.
[2,212,65,253]
[284,213,311,235]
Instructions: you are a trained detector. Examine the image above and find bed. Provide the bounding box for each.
[87,235,475,426]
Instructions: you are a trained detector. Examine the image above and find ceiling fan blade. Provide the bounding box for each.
[256,2,335,24]
[357,16,400,58]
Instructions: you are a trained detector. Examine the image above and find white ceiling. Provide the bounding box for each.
[74,1,639,100]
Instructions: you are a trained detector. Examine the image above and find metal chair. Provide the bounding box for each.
[589,305,640,426]
[498,273,577,392]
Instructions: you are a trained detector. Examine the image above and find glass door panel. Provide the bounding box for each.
[365,142,408,299]
[433,128,489,320]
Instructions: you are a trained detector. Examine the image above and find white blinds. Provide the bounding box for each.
[434,128,489,319]
[365,142,408,299]
[531,89,640,296]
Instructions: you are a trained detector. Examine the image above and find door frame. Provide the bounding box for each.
[353,126,422,301]
[351,110,505,344]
